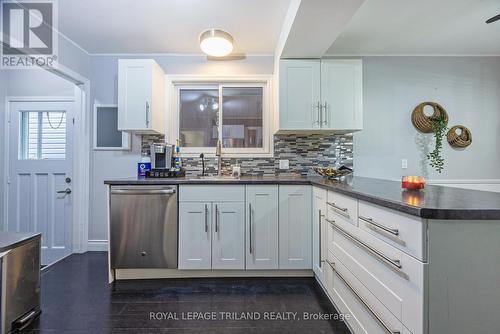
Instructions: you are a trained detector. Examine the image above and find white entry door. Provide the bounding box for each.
[8,100,74,265]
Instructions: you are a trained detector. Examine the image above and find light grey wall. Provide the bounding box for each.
[89,55,274,243]
[7,69,75,96]
[354,56,500,181]
[0,71,7,229]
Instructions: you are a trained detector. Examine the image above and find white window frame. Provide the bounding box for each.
[166,75,273,158]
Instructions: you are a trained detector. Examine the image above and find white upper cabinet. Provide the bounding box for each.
[321,60,363,131]
[277,59,362,133]
[279,59,321,130]
[118,59,165,134]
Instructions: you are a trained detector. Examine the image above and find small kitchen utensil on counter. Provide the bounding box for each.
[232,165,241,178]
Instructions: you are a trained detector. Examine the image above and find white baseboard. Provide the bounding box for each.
[87,240,108,251]
[115,269,314,280]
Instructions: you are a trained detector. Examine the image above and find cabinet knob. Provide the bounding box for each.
[140,251,147,256]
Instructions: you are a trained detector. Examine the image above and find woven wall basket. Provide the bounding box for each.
[447,125,472,148]
[411,102,449,133]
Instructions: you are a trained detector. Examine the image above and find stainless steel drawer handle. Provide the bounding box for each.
[111,189,176,195]
[325,218,335,226]
[331,222,406,277]
[359,216,399,236]
[327,202,350,218]
[326,260,401,334]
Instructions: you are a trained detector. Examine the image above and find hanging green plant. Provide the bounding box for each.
[427,115,448,173]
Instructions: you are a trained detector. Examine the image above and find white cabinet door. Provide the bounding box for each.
[178,202,211,269]
[279,186,312,269]
[212,202,245,269]
[118,59,164,134]
[246,186,279,270]
[279,59,321,130]
[313,187,327,284]
[321,59,363,131]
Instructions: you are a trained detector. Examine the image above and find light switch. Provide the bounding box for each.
[279,159,289,170]
[401,159,408,169]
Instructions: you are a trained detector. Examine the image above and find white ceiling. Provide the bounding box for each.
[58,0,291,54]
[327,0,500,55]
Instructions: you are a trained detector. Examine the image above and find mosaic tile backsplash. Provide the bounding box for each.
[142,134,353,177]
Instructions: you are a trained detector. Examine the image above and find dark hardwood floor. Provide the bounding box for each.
[26,252,351,333]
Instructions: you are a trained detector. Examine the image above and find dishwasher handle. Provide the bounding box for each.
[111,188,176,195]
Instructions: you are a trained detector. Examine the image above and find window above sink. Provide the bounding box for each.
[166,75,273,158]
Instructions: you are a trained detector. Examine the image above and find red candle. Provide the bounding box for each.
[402,176,426,190]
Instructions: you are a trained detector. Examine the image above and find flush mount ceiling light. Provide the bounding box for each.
[199,29,233,57]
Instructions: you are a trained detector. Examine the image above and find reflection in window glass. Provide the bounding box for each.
[222,87,263,148]
[179,89,219,147]
[19,111,66,160]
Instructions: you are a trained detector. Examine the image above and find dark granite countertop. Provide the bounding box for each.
[104,176,500,220]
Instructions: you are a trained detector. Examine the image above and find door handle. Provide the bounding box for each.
[318,209,324,268]
[215,205,219,233]
[145,101,150,127]
[322,102,328,125]
[204,204,209,233]
[56,188,71,194]
[249,203,253,254]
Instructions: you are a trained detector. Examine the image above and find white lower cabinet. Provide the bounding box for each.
[212,202,245,269]
[325,252,405,334]
[179,185,313,271]
[178,202,212,269]
[279,185,312,269]
[246,186,279,270]
[178,186,245,270]
[331,219,425,334]
[313,187,328,285]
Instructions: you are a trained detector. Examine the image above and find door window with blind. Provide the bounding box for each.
[19,110,67,160]
[173,80,271,156]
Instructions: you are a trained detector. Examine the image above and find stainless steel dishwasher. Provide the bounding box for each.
[110,185,178,269]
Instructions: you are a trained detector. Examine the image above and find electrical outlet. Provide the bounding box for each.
[279,159,289,170]
[401,159,408,169]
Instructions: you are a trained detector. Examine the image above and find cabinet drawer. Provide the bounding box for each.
[327,191,358,226]
[179,185,245,202]
[358,201,427,261]
[330,220,425,334]
[325,252,404,334]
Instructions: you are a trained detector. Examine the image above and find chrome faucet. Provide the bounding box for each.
[215,139,222,176]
